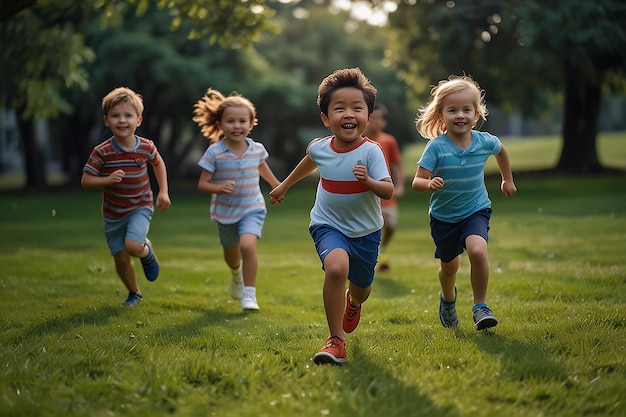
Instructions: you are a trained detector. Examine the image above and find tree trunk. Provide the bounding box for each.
[557,64,604,174]
[17,117,46,189]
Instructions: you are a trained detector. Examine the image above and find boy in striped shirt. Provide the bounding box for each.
[82,87,171,307]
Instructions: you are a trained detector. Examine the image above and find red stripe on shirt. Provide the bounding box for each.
[321,177,368,194]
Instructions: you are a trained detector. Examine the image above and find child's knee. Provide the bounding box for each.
[124,239,145,256]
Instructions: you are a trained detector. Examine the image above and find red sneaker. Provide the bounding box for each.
[312,336,346,365]
[343,289,361,333]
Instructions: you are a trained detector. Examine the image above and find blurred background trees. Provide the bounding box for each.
[1,0,625,189]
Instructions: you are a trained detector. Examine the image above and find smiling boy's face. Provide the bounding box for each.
[104,101,143,142]
[321,87,371,148]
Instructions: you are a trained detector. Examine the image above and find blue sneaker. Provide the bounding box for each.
[140,239,160,282]
[121,292,142,306]
[439,287,459,328]
[473,305,498,330]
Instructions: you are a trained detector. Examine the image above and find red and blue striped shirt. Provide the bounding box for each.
[83,136,160,219]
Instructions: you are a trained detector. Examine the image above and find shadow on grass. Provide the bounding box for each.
[20,305,123,341]
[457,328,568,382]
[373,274,415,298]
[339,341,459,417]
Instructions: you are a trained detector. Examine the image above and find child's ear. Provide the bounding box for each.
[320,112,330,127]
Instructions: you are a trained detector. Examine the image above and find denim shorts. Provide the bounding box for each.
[430,208,491,263]
[309,224,381,289]
[104,207,152,256]
[217,209,266,249]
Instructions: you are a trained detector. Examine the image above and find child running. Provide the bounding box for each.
[363,103,405,272]
[270,68,394,364]
[193,88,280,311]
[81,87,171,307]
[411,75,517,330]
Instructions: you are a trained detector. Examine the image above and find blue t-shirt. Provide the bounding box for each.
[418,130,501,223]
[308,136,390,238]
[197,138,269,224]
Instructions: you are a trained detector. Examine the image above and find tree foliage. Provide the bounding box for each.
[384,0,626,173]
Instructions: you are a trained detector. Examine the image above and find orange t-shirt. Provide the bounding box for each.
[371,132,401,208]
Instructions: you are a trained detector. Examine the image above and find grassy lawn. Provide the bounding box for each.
[1,135,625,416]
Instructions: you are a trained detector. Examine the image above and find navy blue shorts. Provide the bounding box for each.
[309,225,381,288]
[430,208,491,263]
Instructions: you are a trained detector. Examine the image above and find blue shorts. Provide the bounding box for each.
[430,208,491,263]
[104,207,153,256]
[217,209,266,249]
[309,224,381,289]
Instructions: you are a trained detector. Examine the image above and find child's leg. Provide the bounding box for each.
[239,233,258,287]
[439,256,459,302]
[347,282,371,306]
[223,243,241,270]
[124,239,149,258]
[114,250,140,295]
[322,248,349,341]
[465,234,489,304]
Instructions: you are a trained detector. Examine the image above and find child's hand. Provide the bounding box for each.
[108,169,125,185]
[428,176,444,191]
[501,180,517,197]
[220,181,235,194]
[353,161,369,183]
[269,183,285,205]
[156,193,171,212]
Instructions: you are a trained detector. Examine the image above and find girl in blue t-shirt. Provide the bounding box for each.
[412,75,517,331]
[193,88,281,311]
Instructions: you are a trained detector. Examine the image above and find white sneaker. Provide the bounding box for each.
[241,288,259,310]
[228,266,243,299]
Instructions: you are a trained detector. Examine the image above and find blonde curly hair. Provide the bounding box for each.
[192,88,258,143]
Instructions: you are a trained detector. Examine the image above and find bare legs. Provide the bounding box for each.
[222,233,258,287]
[439,234,489,304]
[322,248,371,342]
[114,239,150,295]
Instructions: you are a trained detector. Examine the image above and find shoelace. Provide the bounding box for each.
[474,307,492,320]
[345,303,360,319]
[325,337,343,349]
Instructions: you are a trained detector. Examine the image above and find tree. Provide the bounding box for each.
[0,0,278,188]
[0,3,95,188]
[514,0,626,173]
[384,0,626,174]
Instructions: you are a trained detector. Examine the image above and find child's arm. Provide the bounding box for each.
[390,161,405,198]
[197,170,235,195]
[258,161,281,190]
[494,146,517,197]
[80,169,125,189]
[152,154,171,212]
[352,164,394,200]
[412,166,443,192]
[269,155,317,205]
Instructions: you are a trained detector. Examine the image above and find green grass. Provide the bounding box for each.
[1,136,626,416]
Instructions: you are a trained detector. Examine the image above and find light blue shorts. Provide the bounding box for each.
[309,224,381,289]
[217,209,266,249]
[104,207,152,256]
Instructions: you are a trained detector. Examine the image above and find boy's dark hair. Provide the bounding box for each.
[317,67,377,116]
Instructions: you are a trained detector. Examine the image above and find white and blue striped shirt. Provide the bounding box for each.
[198,138,269,224]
